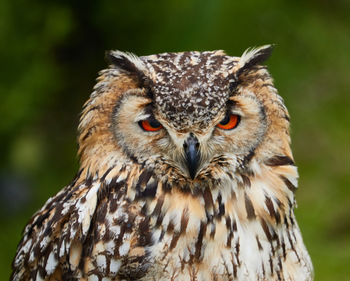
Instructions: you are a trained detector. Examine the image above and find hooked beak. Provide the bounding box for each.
[183,134,200,180]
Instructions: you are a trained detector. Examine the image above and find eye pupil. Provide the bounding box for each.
[219,114,230,125]
[149,119,161,128]
[139,117,163,131]
[217,114,240,130]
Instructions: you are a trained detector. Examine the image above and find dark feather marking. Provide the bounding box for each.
[169,207,189,250]
[109,180,126,213]
[274,197,284,209]
[278,256,283,272]
[42,203,65,239]
[162,180,172,193]
[38,265,46,280]
[140,203,148,216]
[232,219,237,232]
[125,212,136,233]
[100,167,114,183]
[265,196,275,216]
[217,193,225,218]
[270,231,278,256]
[181,184,192,194]
[225,216,232,231]
[70,168,84,187]
[169,233,180,250]
[155,212,164,227]
[275,210,281,224]
[256,236,263,251]
[135,170,152,191]
[226,217,233,248]
[283,114,290,122]
[287,230,301,262]
[261,219,272,242]
[167,221,175,233]
[159,229,165,242]
[43,225,52,237]
[81,125,96,142]
[205,210,213,223]
[180,207,189,233]
[140,180,158,198]
[262,261,266,277]
[269,255,274,274]
[97,181,111,201]
[235,239,241,266]
[82,105,100,117]
[284,216,289,228]
[85,173,94,187]
[287,197,294,211]
[261,82,274,88]
[280,175,297,192]
[29,269,36,280]
[242,150,255,167]
[151,195,164,221]
[277,270,282,281]
[281,239,287,260]
[244,193,256,219]
[231,252,237,278]
[194,221,206,261]
[95,200,108,223]
[265,195,280,224]
[265,155,295,166]
[31,211,51,232]
[241,174,251,188]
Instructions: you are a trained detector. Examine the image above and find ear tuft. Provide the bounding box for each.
[236,44,274,77]
[105,51,148,84]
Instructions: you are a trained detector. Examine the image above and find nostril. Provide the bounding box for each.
[184,134,199,152]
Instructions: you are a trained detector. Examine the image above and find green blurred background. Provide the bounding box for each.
[1,0,349,280]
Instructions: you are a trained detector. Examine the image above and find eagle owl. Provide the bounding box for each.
[11,45,313,281]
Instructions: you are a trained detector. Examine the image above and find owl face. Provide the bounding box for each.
[107,47,281,183]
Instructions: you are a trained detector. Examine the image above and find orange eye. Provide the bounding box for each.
[217,114,240,130]
[139,118,163,132]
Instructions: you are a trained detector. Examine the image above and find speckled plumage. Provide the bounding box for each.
[11,45,313,281]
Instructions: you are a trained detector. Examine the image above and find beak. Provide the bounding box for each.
[183,134,200,180]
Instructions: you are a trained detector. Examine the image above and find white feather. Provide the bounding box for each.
[238,44,272,69]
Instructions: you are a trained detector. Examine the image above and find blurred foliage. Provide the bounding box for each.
[1,0,350,279]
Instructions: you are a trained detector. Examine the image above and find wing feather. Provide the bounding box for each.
[11,165,143,281]
[11,179,100,281]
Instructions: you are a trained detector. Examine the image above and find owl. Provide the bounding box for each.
[11,45,313,281]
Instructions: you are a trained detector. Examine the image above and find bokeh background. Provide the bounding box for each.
[1,0,349,280]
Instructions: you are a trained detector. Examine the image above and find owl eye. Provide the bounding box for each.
[217,114,240,130]
[139,118,163,132]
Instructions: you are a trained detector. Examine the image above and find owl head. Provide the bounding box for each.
[78,45,292,187]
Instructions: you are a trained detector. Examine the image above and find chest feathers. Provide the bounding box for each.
[12,158,313,281]
[79,158,312,281]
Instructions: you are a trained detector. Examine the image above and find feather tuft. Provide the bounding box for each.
[235,44,274,77]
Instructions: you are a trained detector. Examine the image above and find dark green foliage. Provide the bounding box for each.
[1,0,350,279]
